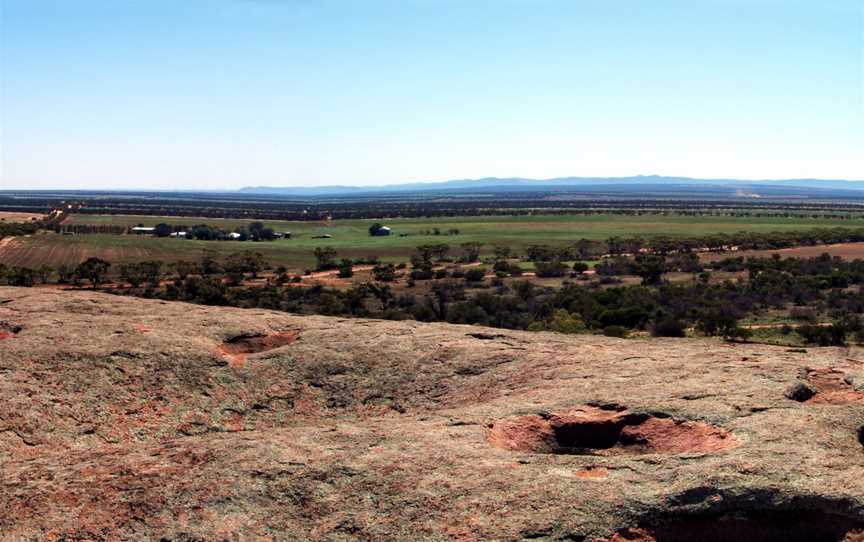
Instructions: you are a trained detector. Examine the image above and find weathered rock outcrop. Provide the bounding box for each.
[1,287,864,541]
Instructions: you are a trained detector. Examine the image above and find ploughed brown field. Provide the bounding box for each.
[700,242,864,263]
[0,212,43,222]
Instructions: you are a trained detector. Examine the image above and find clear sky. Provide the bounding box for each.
[1,0,862,190]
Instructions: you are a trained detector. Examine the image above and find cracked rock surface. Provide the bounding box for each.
[1,288,864,541]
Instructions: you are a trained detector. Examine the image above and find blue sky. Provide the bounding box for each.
[1,0,862,189]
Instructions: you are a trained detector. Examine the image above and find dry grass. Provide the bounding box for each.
[0,212,43,223]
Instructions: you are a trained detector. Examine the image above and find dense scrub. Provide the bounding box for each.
[6,251,856,346]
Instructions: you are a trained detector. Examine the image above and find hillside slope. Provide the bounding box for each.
[1,288,864,541]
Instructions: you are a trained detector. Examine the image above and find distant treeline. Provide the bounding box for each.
[0,220,44,239]
[4,192,864,221]
[51,221,281,241]
[54,224,127,235]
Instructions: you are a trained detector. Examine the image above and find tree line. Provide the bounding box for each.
[5,245,864,347]
[6,191,864,221]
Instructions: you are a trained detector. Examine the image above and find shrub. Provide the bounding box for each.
[603,325,628,338]
[372,264,396,282]
[725,326,753,341]
[651,316,686,337]
[337,259,353,278]
[572,262,589,274]
[797,324,846,346]
[790,306,817,322]
[535,259,567,278]
[548,309,587,334]
[465,268,486,282]
[410,268,434,280]
[313,247,338,271]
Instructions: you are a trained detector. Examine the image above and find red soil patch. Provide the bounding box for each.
[216,331,299,369]
[804,369,864,405]
[575,467,609,479]
[0,322,22,340]
[487,406,738,456]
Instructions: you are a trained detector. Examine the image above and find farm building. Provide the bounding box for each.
[227,232,242,240]
[130,226,155,235]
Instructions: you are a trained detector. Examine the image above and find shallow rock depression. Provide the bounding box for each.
[488,405,739,455]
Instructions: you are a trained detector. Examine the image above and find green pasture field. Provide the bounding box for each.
[5,213,864,270]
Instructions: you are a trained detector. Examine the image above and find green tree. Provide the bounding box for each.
[464,268,486,283]
[430,243,450,261]
[119,263,146,287]
[574,239,599,260]
[548,309,587,334]
[372,263,396,282]
[459,242,483,263]
[492,245,511,260]
[249,222,275,241]
[634,255,667,285]
[313,247,338,271]
[140,260,163,286]
[572,262,589,274]
[225,251,265,278]
[76,257,111,288]
[6,267,35,287]
[535,259,567,278]
[56,264,74,284]
[651,316,686,337]
[368,223,385,236]
[154,223,173,237]
[199,251,222,276]
[171,260,195,280]
[337,258,354,278]
[36,265,53,284]
[242,251,265,278]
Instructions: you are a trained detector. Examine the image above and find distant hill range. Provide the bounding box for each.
[239,175,864,198]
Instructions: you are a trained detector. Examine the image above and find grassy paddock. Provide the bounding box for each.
[5,213,864,270]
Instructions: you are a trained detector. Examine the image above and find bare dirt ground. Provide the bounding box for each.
[2,288,864,541]
[0,235,19,252]
[701,242,864,263]
[0,212,42,222]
